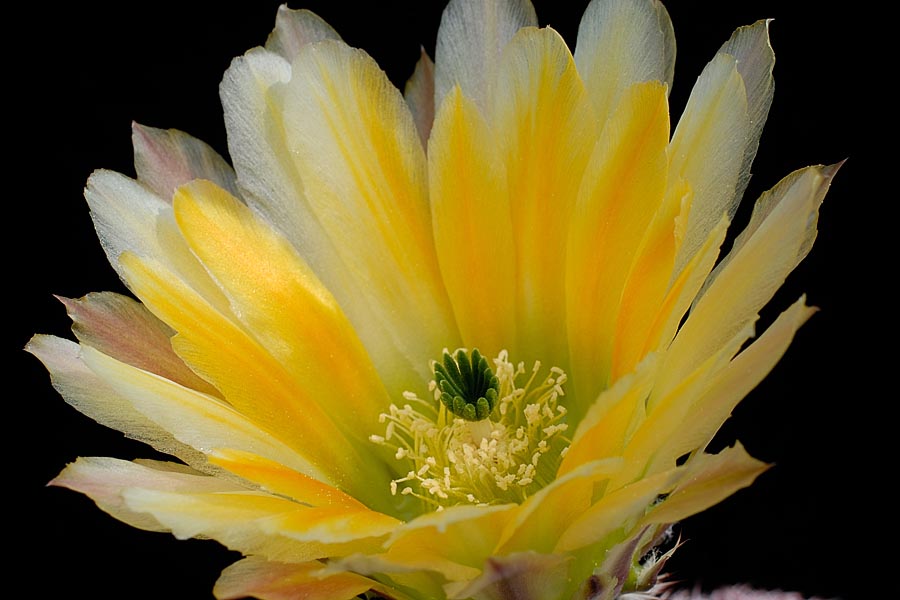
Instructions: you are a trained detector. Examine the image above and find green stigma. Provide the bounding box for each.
[432,348,500,421]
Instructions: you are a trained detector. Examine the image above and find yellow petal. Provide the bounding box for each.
[429,87,516,358]
[496,458,622,554]
[641,444,769,526]
[566,80,669,412]
[555,468,676,552]
[384,504,518,582]
[173,180,392,450]
[659,165,834,398]
[491,26,597,368]
[574,0,676,126]
[282,39,458,395]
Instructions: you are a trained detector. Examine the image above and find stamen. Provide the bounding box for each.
[372,350,571,508]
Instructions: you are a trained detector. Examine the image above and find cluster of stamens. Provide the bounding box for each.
[369,349,570,509]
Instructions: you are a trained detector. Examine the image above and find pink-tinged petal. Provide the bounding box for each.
[26,336,208,470]
[264,6,341,60]
[213,557,408,600]
[58,292,217,396]
[50,456,245,532]
[574,0,676,127]
[444,552,572,600]
[132,122,239,201]
[641,444,769,526]
[666,585,827,600]
[405,47,436,148]
[435,0,538,113]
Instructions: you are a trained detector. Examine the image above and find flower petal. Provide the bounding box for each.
[434,0,538,113]
[172,180,393,453]
[264,6,341,61]
[670,21,774,275]
[445,551,572,600]
[491,26,597,367]
[574,0,676,127]
[131,122,239,201]
[214,557,401,600]
[641,444,769,526]
[659,165,835,398]
[58,292,216,395]
[405,48,436,149]
[26,336,208,470]
[566,80,669,413]
[428,87,516,358]
[281,39,458,393]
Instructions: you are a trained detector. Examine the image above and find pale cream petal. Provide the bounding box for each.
[496,458,623,554]
[26,336,207,470]
[405,48,436,149]
[574,0,676,126]
[491,26,597,368]
[384,504,518,582]
[566,81,669,413]
[214,557,404,600]
[659,165,834,398]
[50,456,245,532]
[78,344,334,484]
[264,6,341,61]
[651,297,817,469]
[434,0,538,113]
[84,169,232,313]
[281,39,458,393]
[445,552,572,600]
[670,22,774,275]
[428,88,515,358]
[131,122,239,201]
[58,292,216,395]
[173,181,393,452]
[641,444,769,526]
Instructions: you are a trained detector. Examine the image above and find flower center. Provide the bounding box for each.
[370,350,570,509]
[433,348,499,421]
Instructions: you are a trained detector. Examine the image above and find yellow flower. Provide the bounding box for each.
[29,1,837,599]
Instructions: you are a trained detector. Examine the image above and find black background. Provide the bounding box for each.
[12,2,871,599]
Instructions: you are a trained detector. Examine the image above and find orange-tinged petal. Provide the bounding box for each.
[214,557,408,600]
[566,81,669,411]
[491,26,597,369]
[429,87,516,358]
